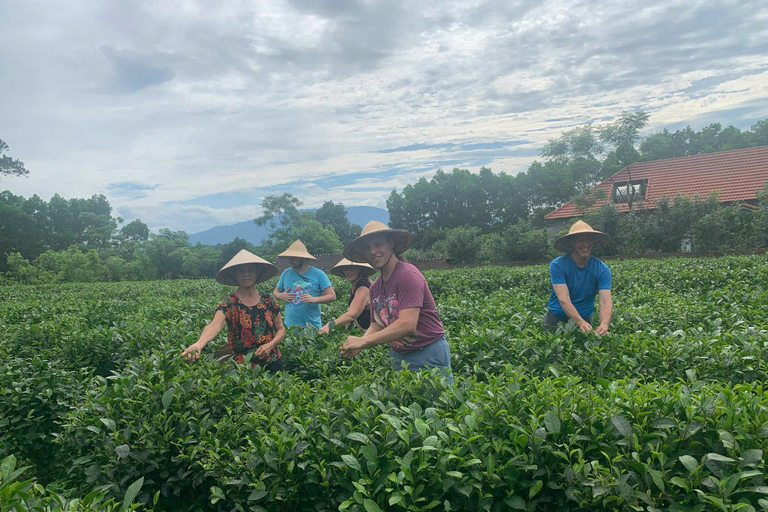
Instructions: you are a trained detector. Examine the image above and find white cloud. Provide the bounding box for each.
[1,0,767,233]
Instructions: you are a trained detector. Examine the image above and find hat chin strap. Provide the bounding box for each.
[378,250,396,271]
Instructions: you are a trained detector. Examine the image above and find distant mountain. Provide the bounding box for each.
[188,206,389,246]
[345,206,390,230]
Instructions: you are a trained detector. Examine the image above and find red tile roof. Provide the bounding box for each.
[545,145,768,220]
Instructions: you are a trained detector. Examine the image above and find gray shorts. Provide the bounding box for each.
[389,335,454,385]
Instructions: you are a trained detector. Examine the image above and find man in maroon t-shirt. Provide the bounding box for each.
[339,221,453,383]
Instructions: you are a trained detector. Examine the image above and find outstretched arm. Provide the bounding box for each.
[319,287,368,334]
[182,310,226,361]
[340,308,419,358]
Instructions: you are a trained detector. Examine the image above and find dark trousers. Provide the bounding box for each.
[262,358,285,372]
[543,309,592,331]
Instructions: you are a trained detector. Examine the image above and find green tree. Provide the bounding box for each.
[5,252,41,283]
[289,218,344,255]
[255,193,305,251]
[515,160,576,220]
[435,226,483,264]
[387,168,521,243]
[693,204,755,251]
[114,219,150,260]
[0,192,48,269]
[499,221,551,261]
[219,237,254,267]
[751,120,768,147]
[478,167,527,226]
[119,219,150,243]
[541,125,604,189]
[652,194,720,252]
[103,255,128,281]
[315,201,361,244]
[144,229,189,278]
[71,195,117,249]
[639,120,766,162]
[754,186,768,248]
[639,128,690,161]
[191,244,222,276]
[47,194,77,251]
[255,193,302,233]
[598,111,649,210]
[0,139,28,180]
[541,111,649,210]
[33,247,107,282]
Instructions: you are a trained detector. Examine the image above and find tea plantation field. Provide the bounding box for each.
[2,255,768,511]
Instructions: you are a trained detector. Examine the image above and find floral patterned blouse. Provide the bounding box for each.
[215,292,281,365]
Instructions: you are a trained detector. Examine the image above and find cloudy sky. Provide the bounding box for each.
[1,0,767,233]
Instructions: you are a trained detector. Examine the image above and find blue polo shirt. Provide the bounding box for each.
[547,254,611,320]
[277,266,333,328]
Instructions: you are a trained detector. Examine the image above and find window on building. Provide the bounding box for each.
[613,180,647,203]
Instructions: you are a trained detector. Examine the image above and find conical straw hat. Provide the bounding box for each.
[277,239,316,260]
[553,220,610,252]
[330,257,377,278]
[216,249,278,286]
[343,221,414,263]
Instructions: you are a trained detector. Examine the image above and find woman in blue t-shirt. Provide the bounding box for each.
[272,240,336,328]
[545,221,613,334]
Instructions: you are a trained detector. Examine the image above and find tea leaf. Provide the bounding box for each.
[611,415,632,437]
[115,444,130,459]
[162,387,175,410]
[707,453,736,464]
[363,499,383,512]
[100,418,116,432]
[122,476,144,511]
[680,455,699,473]
[341,454,361,472]
[544,412,561,434]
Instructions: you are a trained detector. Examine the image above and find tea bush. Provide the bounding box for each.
[0,454,152,511]
[2,255,768,510]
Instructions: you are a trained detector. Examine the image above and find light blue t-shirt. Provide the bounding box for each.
[277,266,333,328]
[547,254,611,320]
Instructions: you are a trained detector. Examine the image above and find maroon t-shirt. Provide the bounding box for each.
[368,261,445,354]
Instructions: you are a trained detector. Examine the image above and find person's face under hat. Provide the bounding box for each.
[288,257,307,269]
[354,233,394,269]
[234,264,263,287]
[342,266,361,282]
[571,234,594,258]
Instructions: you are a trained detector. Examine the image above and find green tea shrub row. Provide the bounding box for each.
[3,256,767,383]
[0,358,87,484]
[0,454,151,511]
[57,347,768,511]
[2,255,768,510]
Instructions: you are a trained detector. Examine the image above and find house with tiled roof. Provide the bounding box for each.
[544,145,768,233]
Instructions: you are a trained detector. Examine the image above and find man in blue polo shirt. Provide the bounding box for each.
[273,240,335,328]
[545,220,613,334]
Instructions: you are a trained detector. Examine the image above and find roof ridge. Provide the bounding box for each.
[545,145,768,220]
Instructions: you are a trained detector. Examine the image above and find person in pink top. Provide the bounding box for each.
[339,221,453,384]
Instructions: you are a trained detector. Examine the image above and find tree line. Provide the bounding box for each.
[387,114,768,263]
[1,113,767,282]
[0,192,361,284]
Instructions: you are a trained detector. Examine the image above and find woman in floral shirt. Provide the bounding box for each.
[182,250,286,371]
